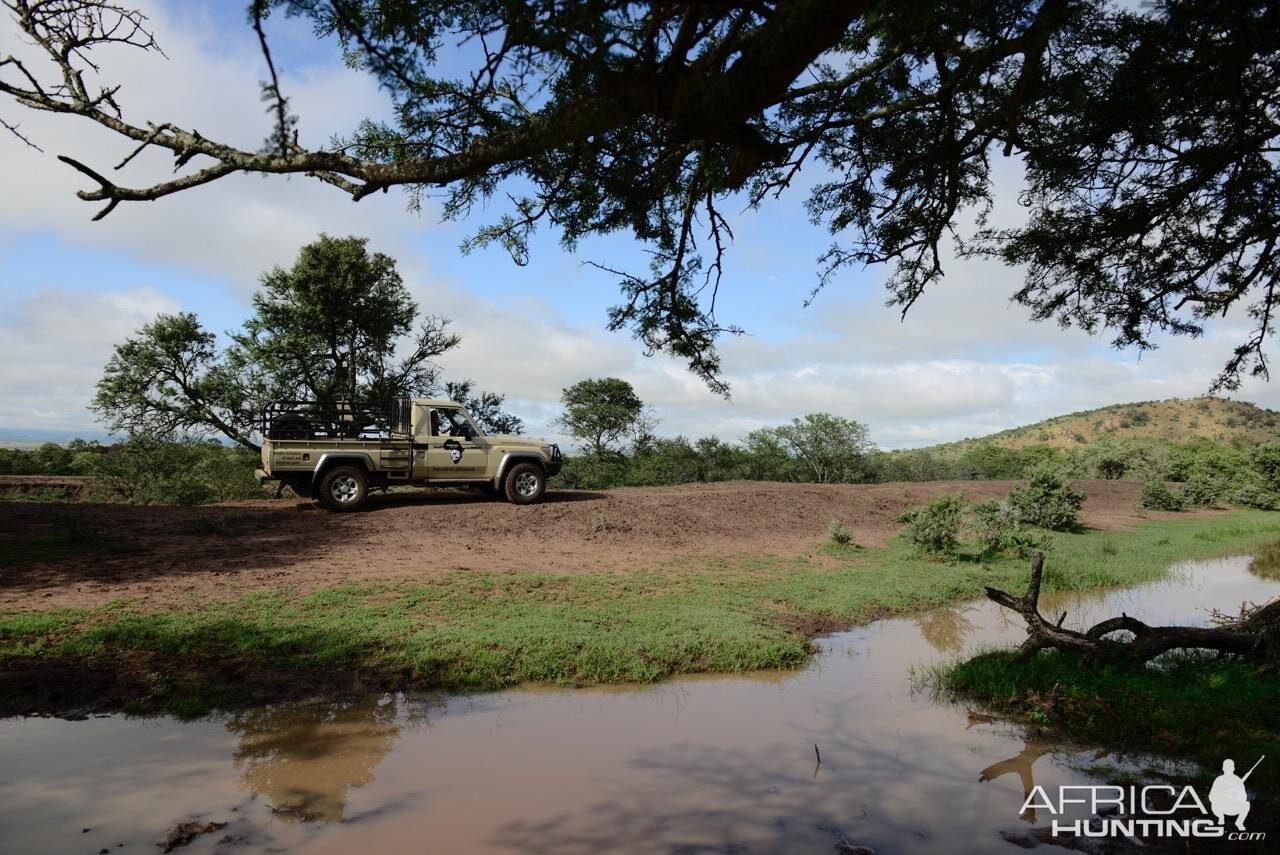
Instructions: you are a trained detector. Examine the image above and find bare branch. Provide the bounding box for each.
[986,554,1274,665]
[1,115,41,150]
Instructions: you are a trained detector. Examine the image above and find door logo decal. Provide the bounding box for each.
[443,439,464,464]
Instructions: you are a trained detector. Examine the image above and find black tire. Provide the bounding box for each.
[503,462,546,505]
[317,465,368,512]
[270,413,313,440]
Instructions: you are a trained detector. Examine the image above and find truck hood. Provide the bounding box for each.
[487,435,553,447]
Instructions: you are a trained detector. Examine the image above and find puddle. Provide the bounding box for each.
[2,556,1276,853]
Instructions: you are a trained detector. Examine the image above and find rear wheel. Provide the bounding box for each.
[317,465,368,512]
[503,462,545,505]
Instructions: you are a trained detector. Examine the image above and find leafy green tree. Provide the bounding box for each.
[93,235,515,450]
[7,1,1277,391]
[742,428,804,482]
[955,443,1022,480]
[443,380,524,435]
[94,312,263,450]
[230,234,458,406]
[557,378,647,457]
[876,449,952,483]
[768,414,878,484]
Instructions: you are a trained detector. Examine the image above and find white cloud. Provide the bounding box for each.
[0,287,179,430]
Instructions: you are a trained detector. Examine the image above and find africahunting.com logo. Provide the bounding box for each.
[1022,756,1266,842]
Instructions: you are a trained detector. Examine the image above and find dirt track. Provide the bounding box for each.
[0,480,1209,609]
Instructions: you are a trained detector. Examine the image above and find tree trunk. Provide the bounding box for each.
[985,553,1277,664]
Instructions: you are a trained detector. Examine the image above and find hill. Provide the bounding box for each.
[922,397,1280,456]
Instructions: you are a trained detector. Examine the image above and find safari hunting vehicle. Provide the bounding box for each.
[256,398,561,511]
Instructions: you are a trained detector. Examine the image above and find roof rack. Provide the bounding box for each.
[262,397,411,441]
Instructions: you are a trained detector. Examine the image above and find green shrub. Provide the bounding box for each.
[1250,445,1280,491]
[1179,466,1228,507]
[81,436,262,506]
[554,453,629,490]
[827,519,854,546]
[1006,467,1085,531]
[971,499,1049,556]
[897,492,966,555]
[1140,480,1184,511]
[1231,481,1280,511]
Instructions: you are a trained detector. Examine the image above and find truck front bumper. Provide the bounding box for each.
[254,468,274,485]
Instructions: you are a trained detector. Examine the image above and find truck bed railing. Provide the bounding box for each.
[262,398,411,442]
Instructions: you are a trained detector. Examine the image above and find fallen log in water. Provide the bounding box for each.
[984,553,1280,664]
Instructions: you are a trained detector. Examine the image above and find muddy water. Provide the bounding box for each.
[3,556,1276,854]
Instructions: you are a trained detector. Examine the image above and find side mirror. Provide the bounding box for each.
[461,425,476,440]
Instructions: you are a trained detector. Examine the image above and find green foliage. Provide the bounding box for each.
[1006,468,1085,531]
[747,413,878,483]
[971,500,1048,557]
[93,235,516,449]
[897,492,966,556]
[1231,482,1280,511]
[741,427,805,482]
[557,377,646,457]
[79,437,263,506]
[953,443,1022,480]
[0,440,102,475]
[875,448,948,483]
[827,519,854,547]
[443,379,523,435]
[8,2,1280,390]
[1140,479,1185,511]
[1250,445,1280,491]
[1178,467,1228,507]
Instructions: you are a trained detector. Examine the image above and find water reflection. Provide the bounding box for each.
[227,695,438,822]
[912,605,978,652]
[977,741,1054,824]
[1249,542,1280,580]
[3,556,1277,854]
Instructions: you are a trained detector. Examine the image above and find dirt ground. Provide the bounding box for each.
[0,479,1210,609]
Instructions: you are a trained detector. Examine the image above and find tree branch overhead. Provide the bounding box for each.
[2,0,1276,392]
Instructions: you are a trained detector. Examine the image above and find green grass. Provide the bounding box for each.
[932,649,1280,793]
[4,510,1280,704]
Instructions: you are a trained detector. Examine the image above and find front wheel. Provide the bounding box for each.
[317,465,368,512]
[503,462,546,505]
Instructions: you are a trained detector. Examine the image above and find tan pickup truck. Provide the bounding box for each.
[256,398,561,511]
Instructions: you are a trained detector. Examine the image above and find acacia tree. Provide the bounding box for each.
[93,234,518,450]
[748,413,878,483]
[558,377,647,457]
[3,0,1277,392]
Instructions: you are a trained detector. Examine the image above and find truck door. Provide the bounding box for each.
[422,407,489,480]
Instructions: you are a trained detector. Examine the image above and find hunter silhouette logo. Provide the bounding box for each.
[442,439,464,464]
[1022,754,1266,842]
[1211,756,1264,830]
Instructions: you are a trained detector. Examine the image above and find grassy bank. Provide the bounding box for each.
[934,649,1280,793]
[4,510,1280,716]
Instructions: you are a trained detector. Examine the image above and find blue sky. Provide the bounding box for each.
[2,0,1274,448]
